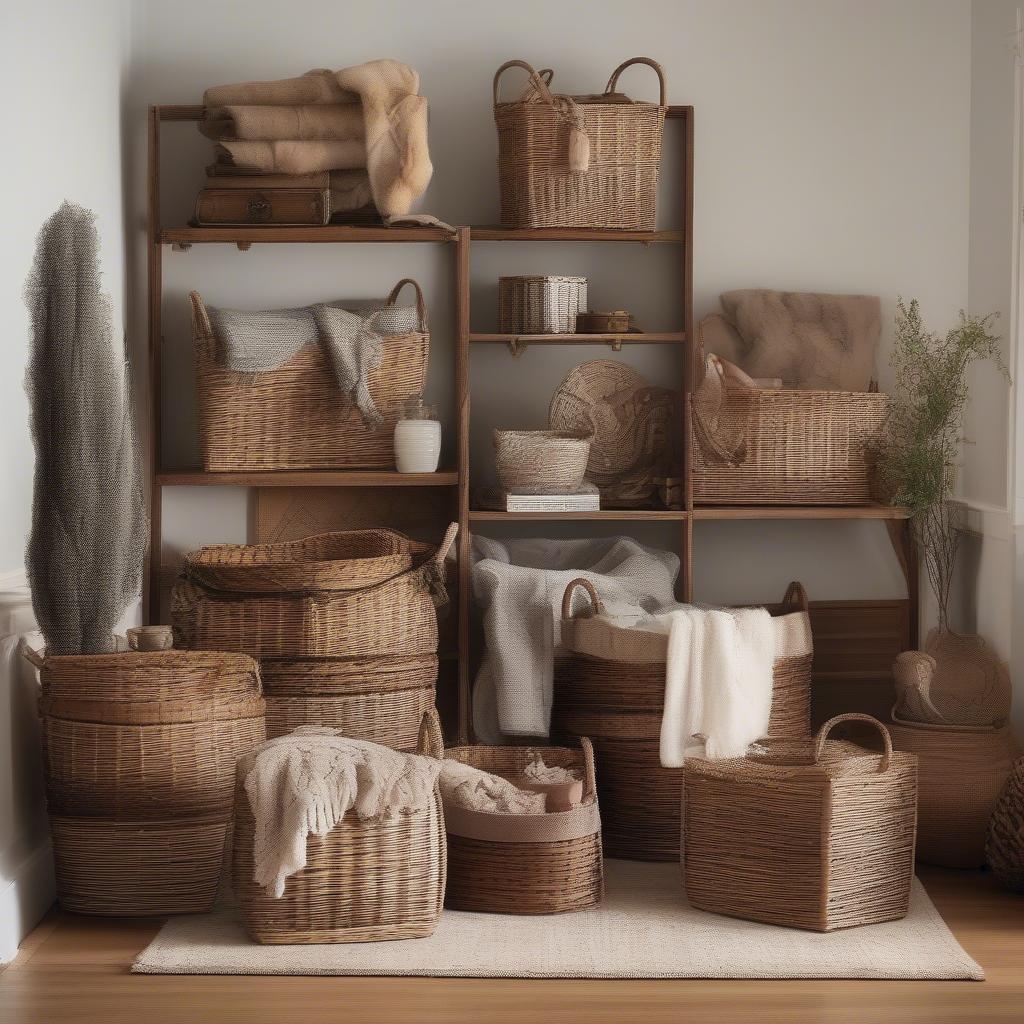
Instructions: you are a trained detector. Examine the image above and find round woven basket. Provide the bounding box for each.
[987,757,1024,891]
[441,741,604,915]
[493,429,591,495]
[497,275,587,334]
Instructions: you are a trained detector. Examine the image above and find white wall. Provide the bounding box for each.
[134,0,971,614]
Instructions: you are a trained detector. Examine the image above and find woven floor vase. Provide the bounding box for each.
[888,709,1020,868]
[684,715,918,932]
[441,741,604,915]
[234,711,446,944]
[987,758,1024,891]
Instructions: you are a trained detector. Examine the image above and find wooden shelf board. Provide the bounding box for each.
[693,505,911,521]
[160,225,456,245]
[469,509,688,522]
[469,227,685,242]
[156,469,459,487]
[470,332,686,345]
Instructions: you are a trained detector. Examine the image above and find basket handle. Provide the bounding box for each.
[605,57,667,107]
[691,353,747,466]
[386,277,428,333]
[493,59,558,106]
[814,714,892,772]
[189,290,214,338]
[418,707,445,760]
[579,736,598,801]
[20,641,44,669]
[780,581,809,615]
[561,577,604,620]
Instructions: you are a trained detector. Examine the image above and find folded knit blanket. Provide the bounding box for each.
[214,138,367,175]
[439,760,545,815]
[201,104,364,142]
[204,68,357,106]
[243,727,441,899]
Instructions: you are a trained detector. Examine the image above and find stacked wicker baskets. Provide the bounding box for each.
[173,525,456,752]
[32,648,265,915]
[553,580,814,861]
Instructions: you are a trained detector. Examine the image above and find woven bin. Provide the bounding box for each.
[191,278,429,471]
[692,354,889,505]
[888,709,1020,868]
[494,429,592,495]
[552,579,813,861]
[173,523,457,659]
[498,276,587,334]
[233,710,446,944]
[987,758,1024,891]
[442,740,603,915]
[261,655,438,749]
[494,58,666,230]
[683,714,918,932]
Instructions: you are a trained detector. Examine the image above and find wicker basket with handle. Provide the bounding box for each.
[191,278,429,471]
[552,579,813,861]
[494,58,666,230]
[683,714,918,932]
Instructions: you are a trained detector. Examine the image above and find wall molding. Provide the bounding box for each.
[953,498,1013,542]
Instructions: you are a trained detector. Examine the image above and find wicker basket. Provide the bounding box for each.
[494,58,666,230]
[498,276,587,334]
[888,709,1020,868]
[987,757,1024,891]
[683,714,918,931]
[173,523,457,659]
[233,711,446,944]
[442,740,603,915]
[494,429,592,494]
[261,655,438,749]
[552,580,813,861]
[191,278,429,471]
[692,355,889,504]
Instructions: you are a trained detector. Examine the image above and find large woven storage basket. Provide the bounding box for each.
[261,655,438,749]
[442,740,603,915]
[494,58,666,230]
[173,523,457,659]
[191,278,429,471]
[552,580,813,861]
[692,355,889,504]
[233,711,446,944]
[683,715,918,931]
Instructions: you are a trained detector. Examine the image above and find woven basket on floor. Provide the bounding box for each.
[987,757,1024,891]
[498,276,587,334]
[888,709,1020,868]
[441,740,603,915]
[552,580,813,861]
[691,353,889,504]
[261,655,438,749]
[494,58,666,230]
[234,710,446,944]
[494,429,592,495]
[683,714,918,932]
[191,278,429,471]
[173,523,457,659]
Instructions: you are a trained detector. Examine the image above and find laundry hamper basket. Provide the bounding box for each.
[553,580,813,861]
[442,741,603,914]
[191,278,429,471]
[683,714,918,931]
[30,648,265,915]
[494,58,666,230]
[233,710,446,944]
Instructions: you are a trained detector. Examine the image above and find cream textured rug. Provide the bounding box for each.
[134,860,983,980]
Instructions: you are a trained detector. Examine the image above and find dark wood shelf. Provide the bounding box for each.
[161,225,456,246]
[156,469,459,487]
[470,332,686,346]
[470,227,685,242]
[692,505,910,521]
[470,509,689,522]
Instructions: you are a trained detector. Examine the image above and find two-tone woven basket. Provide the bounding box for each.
[498,276,588,334]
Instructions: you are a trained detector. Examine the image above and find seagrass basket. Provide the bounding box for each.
[261,655,438,749]
[494,429,592,494]
[683,715,918,932]
[987,757,1024,891]
[173,523,457,659]
[441,740,603,915]
[191,278,429,471]
[233,710,446,944]
[494,58,666,230]
[692,354,889,504]
[553,579,813,861]
[498,276,587,334]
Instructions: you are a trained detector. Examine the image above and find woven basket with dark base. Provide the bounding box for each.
[987,758,1024,891]
[233,711,446,944]
[442,741,603,915]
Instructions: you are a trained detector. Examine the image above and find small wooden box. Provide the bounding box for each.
[194,188,330,226]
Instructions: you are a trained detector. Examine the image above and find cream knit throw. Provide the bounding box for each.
[243,728,441,899]
[438,760,545,814]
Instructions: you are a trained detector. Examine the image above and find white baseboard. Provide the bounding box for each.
[0,841,55,964]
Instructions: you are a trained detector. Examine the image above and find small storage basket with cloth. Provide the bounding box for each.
[233,710,446,944]
[441,741,604,915]
[494,58,666,230]
[29,648,265,915]
[553,580,813,861]
[190,278,430,471]
[683,714,918,932]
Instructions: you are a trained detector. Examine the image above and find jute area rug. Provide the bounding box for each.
[134,859,983,980]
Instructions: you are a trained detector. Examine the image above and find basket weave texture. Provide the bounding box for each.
[494,429,592,495]
[683,715,918,932]
[494,58,666,230]
[498,276,587,334]
[191,278,429,471]
[441,741,604,915]
[553,579,813,861]
[233,711,446,944]
[987,757,1024,891]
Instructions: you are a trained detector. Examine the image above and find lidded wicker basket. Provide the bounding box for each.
[683,714,918,932]
[498,276,587,334]
[494,429,592,495]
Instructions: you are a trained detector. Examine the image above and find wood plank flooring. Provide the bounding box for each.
[2,866,1023,1024]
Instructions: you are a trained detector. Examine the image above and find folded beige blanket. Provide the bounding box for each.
[204,68,355,106]
[439,760,546,814]
[215,139,367,175]
[201,104,364,142]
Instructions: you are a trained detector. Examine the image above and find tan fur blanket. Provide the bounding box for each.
[200,104,364,142]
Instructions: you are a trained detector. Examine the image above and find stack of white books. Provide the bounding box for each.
[504,485,600,512]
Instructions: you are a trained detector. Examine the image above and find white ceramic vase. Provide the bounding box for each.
[394,419,441,473]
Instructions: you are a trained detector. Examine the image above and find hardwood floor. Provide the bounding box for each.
[2,866,1023,1024]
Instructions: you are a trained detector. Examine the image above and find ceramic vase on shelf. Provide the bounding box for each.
[394,398,441,473]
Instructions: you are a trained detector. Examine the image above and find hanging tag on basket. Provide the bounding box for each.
[568,121,590,174]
